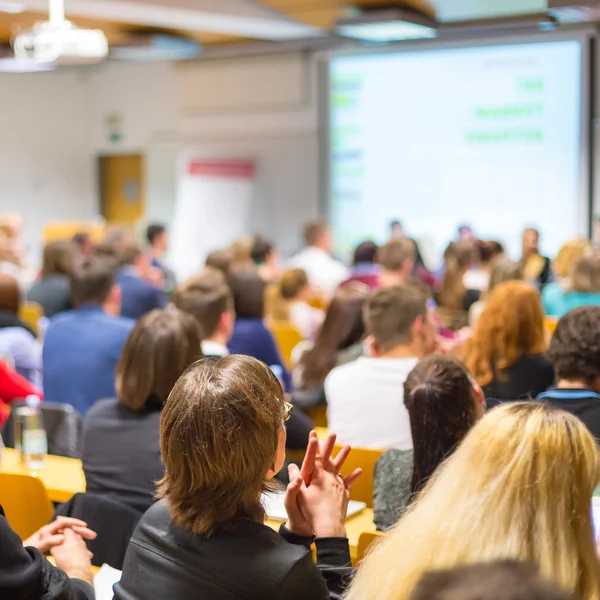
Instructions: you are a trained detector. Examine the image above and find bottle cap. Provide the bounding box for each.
[25,395,41,408]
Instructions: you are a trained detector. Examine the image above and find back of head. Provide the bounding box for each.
[377,238,416,272]
[438,241,477,309]
[228,237,254,272]
[205,249,232,275]
[93,243,119,261]
[303,219,329,247]
[301,283,368,387]
[365,284,428,352]
[103,225,134,254]
[549,305,600,386]
[488,258,524,292]
[157,355,284,535]
[570,250,600,293]
[280,269,309,300]
[404,355,477,495]
[41,241,75,278]
[229,269,268,319]
[553,239,591,280]
[120,244,142,267]
[0,273,21,313]
[251,236,273,265]
[409,561,570,600]
[116,309,202,412]
[465,280,546,386]
[353,241,379,266]
[146,224,166,246]
[71,257,117,307]
[174,268,232,339]
[347,402,600,600]
[478,240,504,265]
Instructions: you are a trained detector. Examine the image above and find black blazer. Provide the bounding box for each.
[0,506,93,600]
[114,500,353,600]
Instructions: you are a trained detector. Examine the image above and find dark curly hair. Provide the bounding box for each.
[549,306,600,385]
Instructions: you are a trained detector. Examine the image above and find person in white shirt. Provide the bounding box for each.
[173,267,234,358]
[325,284,437,450]
[377,238,416,289]
[288,220,348,299]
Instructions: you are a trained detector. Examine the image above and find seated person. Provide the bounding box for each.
[343,241,380,289]
[0,359,42,429]
[43,258,135,415]
[436,241,480,312]
[377,238,416,289]
[542,250,600,318]
[82,309,202,513]
[205,249,232,276]
[325,285,437,450]
[28,240,74,318]
[0,273,41,386]
[2,513,95,600]
[346,403,600,600]
[373,355,484,531]
[464,281,554,403]
[521,227,552,289]
[251,236,281,283]
[174,267,234,358]
[540,305,600,440]
[117,245,167,320]
[293,283,368,408]
[146,223,177,293]
[114,355,355,600]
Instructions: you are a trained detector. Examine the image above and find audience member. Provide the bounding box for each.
[0,228,24,282]
[408,561,571,600]
[102,225,135,256]
[543,250,600,317]
[71,232,94,267]
[377,238,416,288]
[205,248,232,275]
[0,273,41,385]
[343,241,380,289]
[325,285,436,449]
[346,402,600,600]
[266,269,324,340]
[437,241,480,311]
[541,305,600,439]
[457,223,475,241]
[93,242,118,261]
[463,240,504,291]
[541,239,591,317]
[373,355,484,531]
[468,257,524,326]
[28,240,74,318]
[1,512,96,600]
[521,227,552,288]
[390,220,404,238]
[43,258,135,415]
[82,309,201,513]
[116,245,167,320]
[174,268,234,357]
[114,356,356,600]
[293,283,369,408]
[464,281,553,403]
[251,235,281,283]
[146,223,176,292]
[227,269,291,390]
[228,236,255,272]
[289,220,348,298]
[0,359,43,429]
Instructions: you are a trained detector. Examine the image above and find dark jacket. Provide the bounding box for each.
[114,500,353,600]
[28,275,71,318]
[0,505,93,600]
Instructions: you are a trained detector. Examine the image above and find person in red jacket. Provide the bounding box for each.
[0,360,43,429]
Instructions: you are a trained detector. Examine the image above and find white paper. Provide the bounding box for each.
[262,492,366,522]
[94,564,122,600]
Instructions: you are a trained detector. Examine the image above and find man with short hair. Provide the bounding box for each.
[43,258,135,415]
[289,219,348,298]
[377,238,416,288]
[539,305,600,439]
[146,223,176,292]
[325,285,437,449]
[174,268,235,358]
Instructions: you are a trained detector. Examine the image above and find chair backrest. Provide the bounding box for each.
[334,443,384,508]
[3,402,83,458]
[18,302,44,337]
[357,531,386,564]
[0,472,53,539]
[54,492,143,570]
[545,316,559,335]
[269,321,304,369]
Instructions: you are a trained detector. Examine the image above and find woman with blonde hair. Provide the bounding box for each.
[543,248,600,317]
[346,402,600,600]
[464,280,553,403]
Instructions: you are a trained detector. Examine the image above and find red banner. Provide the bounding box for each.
[188,159,256,179]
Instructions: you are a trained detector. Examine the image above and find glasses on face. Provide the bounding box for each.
[284,401,294,422]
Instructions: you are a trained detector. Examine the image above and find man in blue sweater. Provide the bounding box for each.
[43,257,135,415]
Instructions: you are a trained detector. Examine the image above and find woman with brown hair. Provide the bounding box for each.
[437,241,480,311]
[28,240,75,318]
[464,280,554,403]
[81,308,202,513]
[114,355,358,600]
[292,283,369,408]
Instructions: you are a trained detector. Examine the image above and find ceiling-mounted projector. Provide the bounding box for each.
[12,0,108,65]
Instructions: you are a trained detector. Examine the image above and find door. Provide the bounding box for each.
[99,154,145,227]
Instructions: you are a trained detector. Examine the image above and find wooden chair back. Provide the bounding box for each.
[357,530,386,564]
[545,316,559,335]
[19,302,44,337]
[269,321,304,370]
[0,472,53,539]
[334,443,384,508]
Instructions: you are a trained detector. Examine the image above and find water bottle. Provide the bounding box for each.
[14,395,47,469]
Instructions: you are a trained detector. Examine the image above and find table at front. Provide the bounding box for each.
[0,448,85,503]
